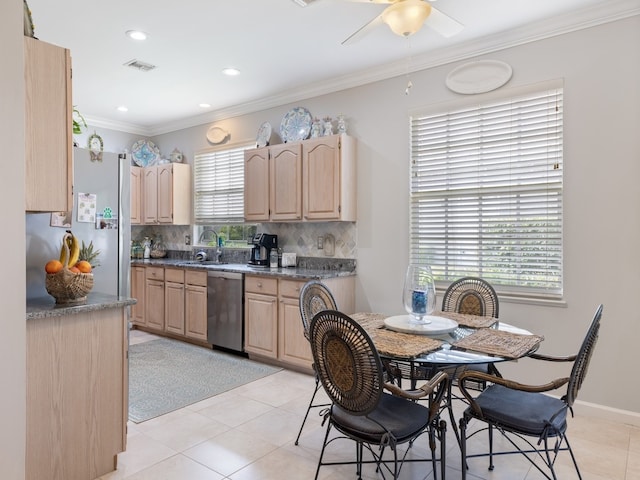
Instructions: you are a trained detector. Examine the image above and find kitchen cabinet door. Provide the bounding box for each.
[130,166,142,224]
[244,147,270,221]
[142,167,158,223]
[185,284,207,341]
[164,268,185,335]
[303,134,356,221]
[185,270,207,341]
[24,37,73,213]
[278,295,312,369]
[145,267,165,331]
[130,265,145,325]
[270,142,302,221]
[244,292,278,358]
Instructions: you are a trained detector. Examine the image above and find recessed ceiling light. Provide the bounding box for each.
[222,67,240,76]
[117,106,128,112]
[199,103,211,108]
[125,30,147,41]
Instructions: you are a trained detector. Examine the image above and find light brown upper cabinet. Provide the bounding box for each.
[130,166,142,224]
[244,147,270,222]
[303,134,356,221]
[24,37,73,212]
[270,142,302,221]
[244,134,355,222]
[140,164,191,225]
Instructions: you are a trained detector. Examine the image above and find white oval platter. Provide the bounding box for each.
[207,126,229,144]
[384,315,458,336]
[446,60,513,95]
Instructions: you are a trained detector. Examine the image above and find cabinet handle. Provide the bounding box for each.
[257,282,262,287]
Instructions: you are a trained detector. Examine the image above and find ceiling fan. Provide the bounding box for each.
[342,0,463,45]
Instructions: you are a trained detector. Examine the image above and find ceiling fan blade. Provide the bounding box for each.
[425,5,464,37]
[342,14,385,45]
[346,0,394,3]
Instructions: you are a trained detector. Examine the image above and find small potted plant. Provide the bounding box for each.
[73,106,87,146]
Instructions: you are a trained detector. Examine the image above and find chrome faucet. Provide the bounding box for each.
[198,229,218,246]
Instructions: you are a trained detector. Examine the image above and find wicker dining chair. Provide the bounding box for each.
[458,304,603,480]
[294,280,337,445]
[442,276,501,385]
[309,310,449,480]
[441,276,499,318]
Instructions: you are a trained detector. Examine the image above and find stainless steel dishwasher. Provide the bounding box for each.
[207,271,244,353]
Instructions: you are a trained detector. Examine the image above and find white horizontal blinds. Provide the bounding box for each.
[410,87,563,295]
[194,144,251,223]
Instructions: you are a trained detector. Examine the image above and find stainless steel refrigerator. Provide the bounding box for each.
[26,147,131,299]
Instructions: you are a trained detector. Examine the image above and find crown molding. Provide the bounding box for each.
[104,0,640,137]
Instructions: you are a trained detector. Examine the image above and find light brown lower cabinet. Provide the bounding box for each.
[145,266,165,331]
[185,271,208,341]
[131,266,208,342]
[165,268,185,335]
[26,306,128,480]
[244,274,355,372]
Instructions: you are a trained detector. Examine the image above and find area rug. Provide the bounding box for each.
[128,338,281,423]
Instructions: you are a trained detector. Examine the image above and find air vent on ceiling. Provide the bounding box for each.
[291,0,314,6]
[123,59,156,72]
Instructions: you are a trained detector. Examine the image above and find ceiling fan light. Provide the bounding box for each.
[381,0,432,37]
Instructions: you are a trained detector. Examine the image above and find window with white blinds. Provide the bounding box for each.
[193,143,252,223]
[410,84,563,296]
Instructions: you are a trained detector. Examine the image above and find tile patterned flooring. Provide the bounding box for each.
[101,330,640,479]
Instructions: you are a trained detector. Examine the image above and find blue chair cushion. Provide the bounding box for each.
[466,384,567,437]
[332,392,432,445]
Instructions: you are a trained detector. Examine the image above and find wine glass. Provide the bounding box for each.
[403,265,436,324]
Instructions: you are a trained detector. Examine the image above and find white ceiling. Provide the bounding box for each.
[27,0,638,135]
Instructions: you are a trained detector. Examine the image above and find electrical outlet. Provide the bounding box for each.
[184,234,191,245]
[317,236,324,249]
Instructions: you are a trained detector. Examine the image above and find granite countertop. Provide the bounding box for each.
[131,258,356,280]
[27,292,136,320]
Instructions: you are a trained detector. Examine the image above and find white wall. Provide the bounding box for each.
[2,0,27,477]
[154,17,640,416]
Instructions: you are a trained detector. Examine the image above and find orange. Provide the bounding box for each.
[45,259,63,274]
[69,266,81,274]
[76,260,92,273]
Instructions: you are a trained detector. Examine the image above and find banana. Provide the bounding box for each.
[59,232,71,265]
[67,230,80,268]
[59,230,80,268]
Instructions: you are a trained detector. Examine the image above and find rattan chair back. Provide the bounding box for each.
[299,281,338,340]
[441,277,499,318]
[310,310,384,416]
[565,304,602,407]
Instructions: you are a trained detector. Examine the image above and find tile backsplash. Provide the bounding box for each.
[132,222,357,259]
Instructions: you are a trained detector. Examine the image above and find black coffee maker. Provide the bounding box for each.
[248,233,278,267]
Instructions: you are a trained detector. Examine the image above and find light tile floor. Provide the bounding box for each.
[102,330,640,479]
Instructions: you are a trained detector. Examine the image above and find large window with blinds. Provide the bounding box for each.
[410,82,563,297]
[193,143,253,223]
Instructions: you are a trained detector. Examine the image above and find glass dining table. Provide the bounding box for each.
[350,310,544,448]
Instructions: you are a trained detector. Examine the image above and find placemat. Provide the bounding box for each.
[437,310,498,329]
[452,328,544,359]
[369,328,443,359]
[351,312,442,358]
[351,312,386,332]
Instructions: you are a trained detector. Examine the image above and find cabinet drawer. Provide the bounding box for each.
[279,279,305,299]
[185,270,207,287]
[165,268,184,283]
[245,275,278,296]
[145,266,164,281]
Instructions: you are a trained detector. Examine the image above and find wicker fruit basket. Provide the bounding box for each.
[45,268,94,304]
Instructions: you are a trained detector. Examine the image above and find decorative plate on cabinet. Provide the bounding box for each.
[280,107,312,143]
[131,139,160,167]
[256,121,272,147]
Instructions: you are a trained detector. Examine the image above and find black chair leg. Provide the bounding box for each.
[460,416,468,480]
[488,423,494,471]
[295,374,327,445]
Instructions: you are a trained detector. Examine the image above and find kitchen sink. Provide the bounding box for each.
[180,260,228,266]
